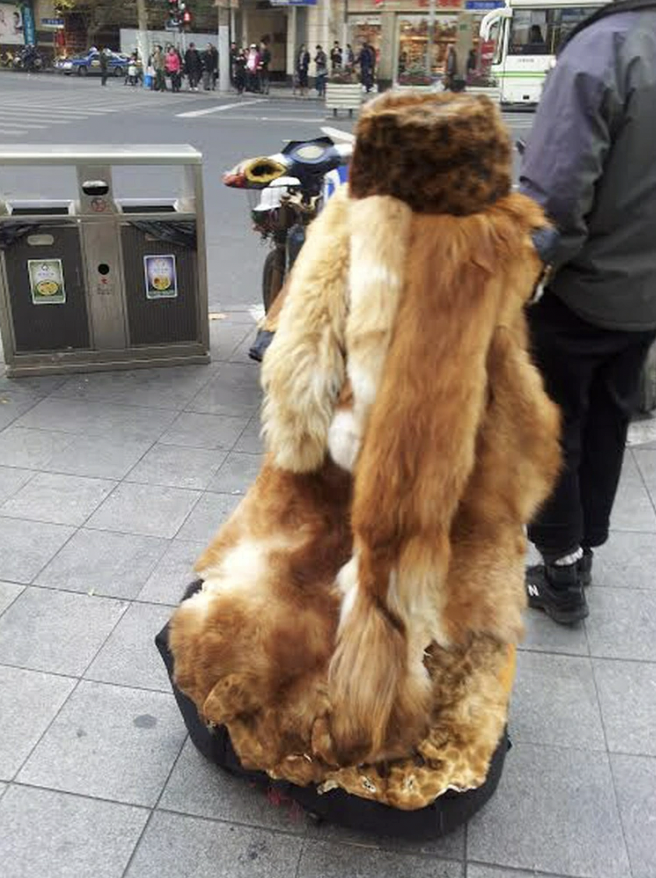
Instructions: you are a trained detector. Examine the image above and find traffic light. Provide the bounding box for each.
[183,9,192,26]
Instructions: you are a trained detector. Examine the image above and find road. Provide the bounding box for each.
[0,72,534,311]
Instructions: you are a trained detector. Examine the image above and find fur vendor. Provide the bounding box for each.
[169,91,562,810]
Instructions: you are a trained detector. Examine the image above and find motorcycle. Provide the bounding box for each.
[223,129,353,359]
[13,47,44,73]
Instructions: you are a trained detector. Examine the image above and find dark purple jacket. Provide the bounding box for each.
[520,6,656,330]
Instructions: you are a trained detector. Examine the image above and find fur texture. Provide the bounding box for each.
[168,93,561,794]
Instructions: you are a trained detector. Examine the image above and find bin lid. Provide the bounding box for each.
[0,145,202,167]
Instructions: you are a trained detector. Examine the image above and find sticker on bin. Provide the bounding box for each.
[144,255,178,300]
[28,259,66,305]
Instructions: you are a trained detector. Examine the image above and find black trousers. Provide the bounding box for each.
[527,293,656,560]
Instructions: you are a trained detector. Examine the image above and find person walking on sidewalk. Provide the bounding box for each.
[330,41,343,74]
[258,39,271,95]
[203,43,218,91]
[521,0,656,625]
[153,45,167,91]
[99,46,109,86]
[314,44,327,98]
[296,43,310,97]
[166,45,182,93]
[185,43,202,91]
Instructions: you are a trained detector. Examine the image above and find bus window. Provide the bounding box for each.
[509,7,600,56]
[509,9,550,54]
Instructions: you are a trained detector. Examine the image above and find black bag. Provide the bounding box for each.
[156,580,510,840]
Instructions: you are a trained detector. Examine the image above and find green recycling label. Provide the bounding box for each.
[28,259,66,305]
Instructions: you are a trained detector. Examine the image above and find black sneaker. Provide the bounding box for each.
[526,563,589,625]
[579,548,593,587]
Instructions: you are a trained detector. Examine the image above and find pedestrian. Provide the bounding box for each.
[166,44,182,92]
[128,52,140,86]
[234,47,247,95]
[358,42,375,93]
[185,42,202,91]
[202,43,217,90]
[345,43,355,70]
[99,46,109,86]
[258,39,271,95]
[245,43,260,92]
[521,0,656,625]
[444,45,458,90]
[229,41,238,88]
[296,43,310,97]
[330,40,342,74]
[314,44,327,97]
[153,45,166,92]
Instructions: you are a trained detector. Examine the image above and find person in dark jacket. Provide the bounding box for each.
[185,42,202,91]
[358,42,375,92]
[296,44,310,96]
[521,0,656,625]
[314,44,328,97]
[203,43,218,91]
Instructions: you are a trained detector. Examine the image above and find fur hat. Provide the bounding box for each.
[349,91,512,215]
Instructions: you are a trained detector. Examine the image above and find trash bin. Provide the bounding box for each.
[0,145,210,377]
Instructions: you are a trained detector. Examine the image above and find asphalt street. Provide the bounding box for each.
[0,71,534,311]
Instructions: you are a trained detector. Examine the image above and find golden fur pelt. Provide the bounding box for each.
[169,92,561,802]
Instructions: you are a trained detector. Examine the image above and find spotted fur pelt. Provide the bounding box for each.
[169,92,561,790]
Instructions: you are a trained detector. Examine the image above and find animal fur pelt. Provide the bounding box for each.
[261,92,561,762]
[169,92,561,796]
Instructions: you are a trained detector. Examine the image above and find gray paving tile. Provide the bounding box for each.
[611,753,656,878]
[0,517,75,584]
[520,609,589,656]
[511,652,605,750]
[233,418,264,454]
[467,743,630,878]
[207,451,262,495]
[0,389,39,431]
[125,443,227,490]
[0,427,74,469]
[0,587,126,676]
[586,587,656,661]
[19,681,186,807]
[15,398,177,442]
[633,447,656,497]
[468,868,568,878]
[52,364,216,409]
[0,581,23,616]
[85,602,173,691]
[0,374,67,397]
[160,738,308,834]
[0,785,148,878]
[137,539,204,605]
[611,453,656,531]
[594,659,656,756]
[36,528,168,600]
[307,813,465,860]
[299,840,463,878]
[40,434,154,480]
[159,411,249,451]
[0,665,75,780]
[125,810,304,878]
[186,363,261,418]
[0,466,34,505]
[175,492,241,542]
[86,482,202,539]
[592,532,656,590]
[0,472,115,526]
[209,320,253,360]
[0,781,5,799]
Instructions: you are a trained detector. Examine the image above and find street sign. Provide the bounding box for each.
[464,1,504,9]
[41,18,65,29]
[270,1,318,6]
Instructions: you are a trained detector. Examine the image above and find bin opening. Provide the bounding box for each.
[121,204,177,214]
[11,206,70,217]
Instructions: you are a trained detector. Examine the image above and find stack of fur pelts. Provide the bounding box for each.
[169,91,561,809]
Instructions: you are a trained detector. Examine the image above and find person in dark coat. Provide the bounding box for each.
[203,43,218,90]
[99,47,109,86]
[521,0,656,625]
[184,42,202,91]
[296,43,310,96]
[234,47,247,95]
[358,42,375,92]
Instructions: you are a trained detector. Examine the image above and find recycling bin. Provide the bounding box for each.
[0,145,210,377]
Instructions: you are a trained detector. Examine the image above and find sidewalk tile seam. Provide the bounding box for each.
[632,447,656,514]
[466,860,585,877]
[0,586,26,620]
[293,837,309,878]
[22,580,180,609]
[119,729,190,878]
[8,779,153,815]
[0,515,81,587]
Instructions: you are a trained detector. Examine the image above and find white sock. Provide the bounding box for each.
[553,547,584,567]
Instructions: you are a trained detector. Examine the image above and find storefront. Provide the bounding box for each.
[0,0,36,48]
[343,0,502,88]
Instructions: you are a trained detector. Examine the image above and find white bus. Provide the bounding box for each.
[480,0,602,105]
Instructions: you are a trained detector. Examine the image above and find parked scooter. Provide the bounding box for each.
[13,46,44,72]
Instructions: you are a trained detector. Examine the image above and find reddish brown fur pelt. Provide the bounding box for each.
[349,91,511,215]
[168,456,352,766]
[328,194,560,762]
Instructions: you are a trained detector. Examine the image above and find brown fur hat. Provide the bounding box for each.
[349,91,512,215]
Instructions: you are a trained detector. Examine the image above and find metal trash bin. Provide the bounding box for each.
[0,145,210,377]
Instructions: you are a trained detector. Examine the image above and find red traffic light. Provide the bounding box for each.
[183,9,192,23]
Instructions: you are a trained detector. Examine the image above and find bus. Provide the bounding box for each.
[479,0,602,105]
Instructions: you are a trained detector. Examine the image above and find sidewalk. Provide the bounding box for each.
[0,311,655,878]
